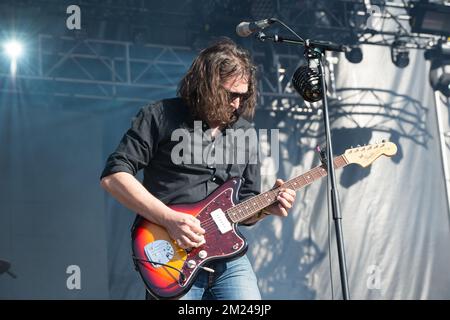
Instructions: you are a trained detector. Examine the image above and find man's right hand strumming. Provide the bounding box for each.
[162,210,206,249]
[101,172,205,250]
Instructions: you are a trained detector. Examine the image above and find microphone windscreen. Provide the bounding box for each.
[236,22,252,37]
[292,65,323,102]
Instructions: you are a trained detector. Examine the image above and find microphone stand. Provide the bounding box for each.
[257,32,350,300]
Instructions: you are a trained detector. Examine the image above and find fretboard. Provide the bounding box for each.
[227,155,349,223]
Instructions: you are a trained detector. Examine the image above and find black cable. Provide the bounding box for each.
[132,255,186,283]
[271,18,305,42]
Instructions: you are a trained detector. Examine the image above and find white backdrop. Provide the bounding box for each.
[244,44,450,299]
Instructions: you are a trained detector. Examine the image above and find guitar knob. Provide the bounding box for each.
[198,250,207,259]
[187,260,197,269]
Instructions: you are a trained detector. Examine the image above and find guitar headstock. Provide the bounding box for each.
[343,141,398,167]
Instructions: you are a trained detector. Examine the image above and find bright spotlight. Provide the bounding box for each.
[3,40,23,59]
[3,40,24,75]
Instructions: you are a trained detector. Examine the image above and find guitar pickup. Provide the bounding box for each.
[210,209,232,234]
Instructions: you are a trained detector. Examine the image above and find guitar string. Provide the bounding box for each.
[194,190,287,232]
[196,169,324,229]
[171,160,343,239]
[192,170,326,231]
[187,148,391,243]
[187,193,278,230]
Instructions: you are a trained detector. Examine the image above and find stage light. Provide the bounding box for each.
[3,40,23,60]
[429,59,450,97]
[3,40,24,75]
[345,46,363,64]
[425,41,450,97]
[391,40,409,68]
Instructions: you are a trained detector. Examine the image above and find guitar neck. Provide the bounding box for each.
[227,155,349,223]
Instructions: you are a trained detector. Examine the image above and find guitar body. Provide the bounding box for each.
[131,177,247,299]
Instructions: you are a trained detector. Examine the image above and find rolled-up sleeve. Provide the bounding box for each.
[100,106,160,179]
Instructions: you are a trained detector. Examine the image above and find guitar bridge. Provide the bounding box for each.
[144,240,174,268]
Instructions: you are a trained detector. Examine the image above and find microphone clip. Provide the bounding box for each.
[256,31,267,42]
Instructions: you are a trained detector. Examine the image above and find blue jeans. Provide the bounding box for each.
[179,254,261,300]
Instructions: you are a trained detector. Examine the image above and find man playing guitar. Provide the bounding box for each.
[100,38,296,300]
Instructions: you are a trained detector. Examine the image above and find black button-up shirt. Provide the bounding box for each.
[101,98,261,206]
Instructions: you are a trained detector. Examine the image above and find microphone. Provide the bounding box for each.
[292,61,323,103]
[236,18,276,37]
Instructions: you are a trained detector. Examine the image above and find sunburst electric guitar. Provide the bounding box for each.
[131,141,398,299]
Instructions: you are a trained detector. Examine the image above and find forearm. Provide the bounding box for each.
[100,172,171,226]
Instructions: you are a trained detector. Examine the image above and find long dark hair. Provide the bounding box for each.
[177,38,257,126]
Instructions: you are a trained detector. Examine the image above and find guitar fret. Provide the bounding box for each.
[300,174,309,186]
[228,154,353,223]
[294,176,301,187]
[304,174,310,183]
[318,167,325,175]
[255,197,263,209]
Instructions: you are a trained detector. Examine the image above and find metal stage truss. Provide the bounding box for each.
[0,34,306,110]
